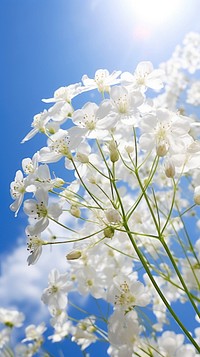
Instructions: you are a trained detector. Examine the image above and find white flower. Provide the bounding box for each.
[48,101,73,122]
[0,328,11,348]
[23,189,63,235]
[10,170,27,216]
[121,61,164,92]
[26,233,45,265]
[15,343,36,357]
[72,101,116,139]
[171,140,200,173]
[75,266,105,299]
[49,319,72,342]
[108,310,140,348]
[104,86,144,125]
[22,153,38,175]
[0,308,25,328]
[42,82,85,103]
[157,331,185,356]
[139,108,191,157]
[107,274,150,311]
[41,269,72,309]
[187,81,200,106]
[21,110,49,143]
[82,69,121,93]
[71,316,97,350]
[22,322,46,343]
[38,128,83,163]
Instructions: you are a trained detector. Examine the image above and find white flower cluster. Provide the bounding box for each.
[4,32,200,356]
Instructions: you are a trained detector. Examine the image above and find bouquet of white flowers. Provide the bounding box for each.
[3,32,200,356]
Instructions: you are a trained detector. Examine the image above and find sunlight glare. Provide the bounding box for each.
[132,0,182,25]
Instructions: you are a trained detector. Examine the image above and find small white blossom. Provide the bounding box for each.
[107,275,150,311]
[41,269,72,309]
[0,328,11,349]
[26,233,45,265]
[0,308,24,328]
[82,69,121,93]
[42,82,85,103]
[139,108,191,157]
[22,322,46,343]
[23,189,63,235]
[71,316,97,350]
[121,61,164,92]
[10,170,28,216]
[21,110,49,143]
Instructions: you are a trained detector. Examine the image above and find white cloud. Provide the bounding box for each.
[0,214,76,325]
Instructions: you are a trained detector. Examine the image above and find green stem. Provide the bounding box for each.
[160,178,177,235]
[124,221,200,352]
[71,159,104,210]
[48,216,77,233]
[160,237,200,318]
[44,228,105,245]
[134,168,160,235]
[111,174,200,351]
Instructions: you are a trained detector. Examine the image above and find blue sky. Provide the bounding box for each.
[1,0,200,355]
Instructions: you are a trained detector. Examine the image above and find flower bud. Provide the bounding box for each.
[66,250,82,260]
[110,150,119,162]
[194,186,200,205]
[108,140,117,151]
[125,145,134,154]
[70,205,81,218]
[76,153,89,164]
[109,140,119,162]
[156,142,168,157]
[104,226,115,238]
[53,178,65,188]
[164,159,175,178]
[105,208,121,224]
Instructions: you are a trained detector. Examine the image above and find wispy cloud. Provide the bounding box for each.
[0,214,75,324]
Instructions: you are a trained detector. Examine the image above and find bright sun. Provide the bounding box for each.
[132,0,182,25]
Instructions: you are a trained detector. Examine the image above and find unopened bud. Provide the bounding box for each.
[53,178,65,188]
[156,142,168,157]
[109,141,119,162]
[76,153,89,164]
[70,205,81,218]
[104,226,115,238]
[109,140,117,151]
[105,208,121,224]
[66,250,82,260]
[110,150,119,162]
[164,160,175,178]
[194,186,200,205]
[125,145,134,154]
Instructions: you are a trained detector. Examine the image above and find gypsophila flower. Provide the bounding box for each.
[8,33,200,356]
[107,274,150,312]
[22,323,46,343]
[0,308,24,328]
[71,316,97,350]
[42,82,86,103]
[139,108,191,157]
[0,328,11,349]
[21,110,49,143]
[41,269,72,309]
[82,69,121,93]
[10,170,28,216]
[26,232,45,265]
[23,188,63,235]
[121,61,164,92]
